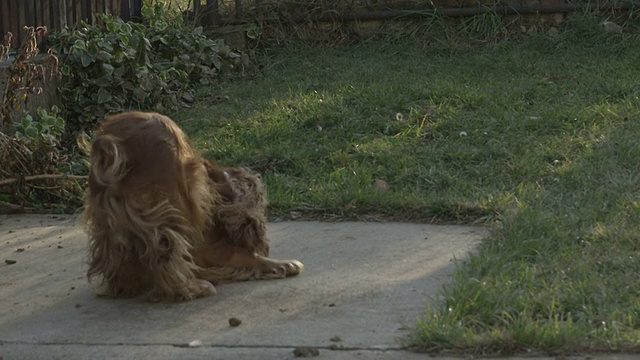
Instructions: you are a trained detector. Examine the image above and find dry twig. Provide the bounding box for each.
[0,174,87,186]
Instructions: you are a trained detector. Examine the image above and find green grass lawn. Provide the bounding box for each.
[174,13,640,355]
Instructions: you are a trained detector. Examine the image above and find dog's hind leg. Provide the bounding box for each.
[195,214,303,284]
[230,252,304,279]
[196,244,303,284]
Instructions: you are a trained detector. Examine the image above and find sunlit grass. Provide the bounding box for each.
[173,12,640,354]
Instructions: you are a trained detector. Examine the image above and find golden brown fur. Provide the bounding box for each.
[82,111,303,302]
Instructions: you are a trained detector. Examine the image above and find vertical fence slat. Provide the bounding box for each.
[75,0,82,27]
[121,0,130,21]
[66,0,73,29]
[9,1,17,47]
[68,0,76,28]
[89,0,96,24]
[1,2,12,46]
[48,0,54,28]
[131,0,142,19]
[17,1,26,45]
[35,0,43,28]
[25,0,34,27]
[59,0,68,29]
[41,0,51,30]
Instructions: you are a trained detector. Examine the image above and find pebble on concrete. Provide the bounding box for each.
[228,317,242,327]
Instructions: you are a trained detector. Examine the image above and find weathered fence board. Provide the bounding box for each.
[0,0,129,48]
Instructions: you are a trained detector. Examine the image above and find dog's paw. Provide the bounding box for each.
[285,260,304,276]
[193,279,217,297]
[268,259,303,278]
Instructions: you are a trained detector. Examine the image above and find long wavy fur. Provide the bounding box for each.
[82,111,302,302]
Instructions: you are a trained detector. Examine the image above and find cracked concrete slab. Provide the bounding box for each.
[0,214,484,359]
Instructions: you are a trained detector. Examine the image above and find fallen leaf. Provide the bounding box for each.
[602,21,623,33]
[373,179,389,192]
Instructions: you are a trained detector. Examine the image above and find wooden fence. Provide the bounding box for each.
[0,0,142,48]
[2,0,632,49]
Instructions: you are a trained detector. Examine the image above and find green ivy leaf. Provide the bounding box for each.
[81,54,93,67]
[25,125,39,138]
[44,115,57,126]
[56,117,66,129]
[121,22,132,35]
[106,20,120,33]
[133,88,146,103]
[96,50,113,61]
[102,63,115,74]
[114,66,127,78]
[97,87,112,104]
[21,115,33,130]
[73,39,87,50]
[94,75,113,87]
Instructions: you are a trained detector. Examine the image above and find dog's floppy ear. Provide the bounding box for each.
[88,134,129,191]
[204,160,237,204]
[204,160,226,183]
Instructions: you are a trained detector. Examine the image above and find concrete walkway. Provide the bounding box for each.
[0,214,482,359]
[0,215,631,360]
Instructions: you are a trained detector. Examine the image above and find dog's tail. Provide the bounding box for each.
[88,134,129,190]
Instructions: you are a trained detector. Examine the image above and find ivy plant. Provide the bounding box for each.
[51,9,234,131]
[15,106,66,145]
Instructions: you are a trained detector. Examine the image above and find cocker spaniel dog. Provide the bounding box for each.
[82,111,303,302]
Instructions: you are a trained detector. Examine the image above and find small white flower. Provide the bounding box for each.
[395,113,404,121]
[459,131,468,137]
